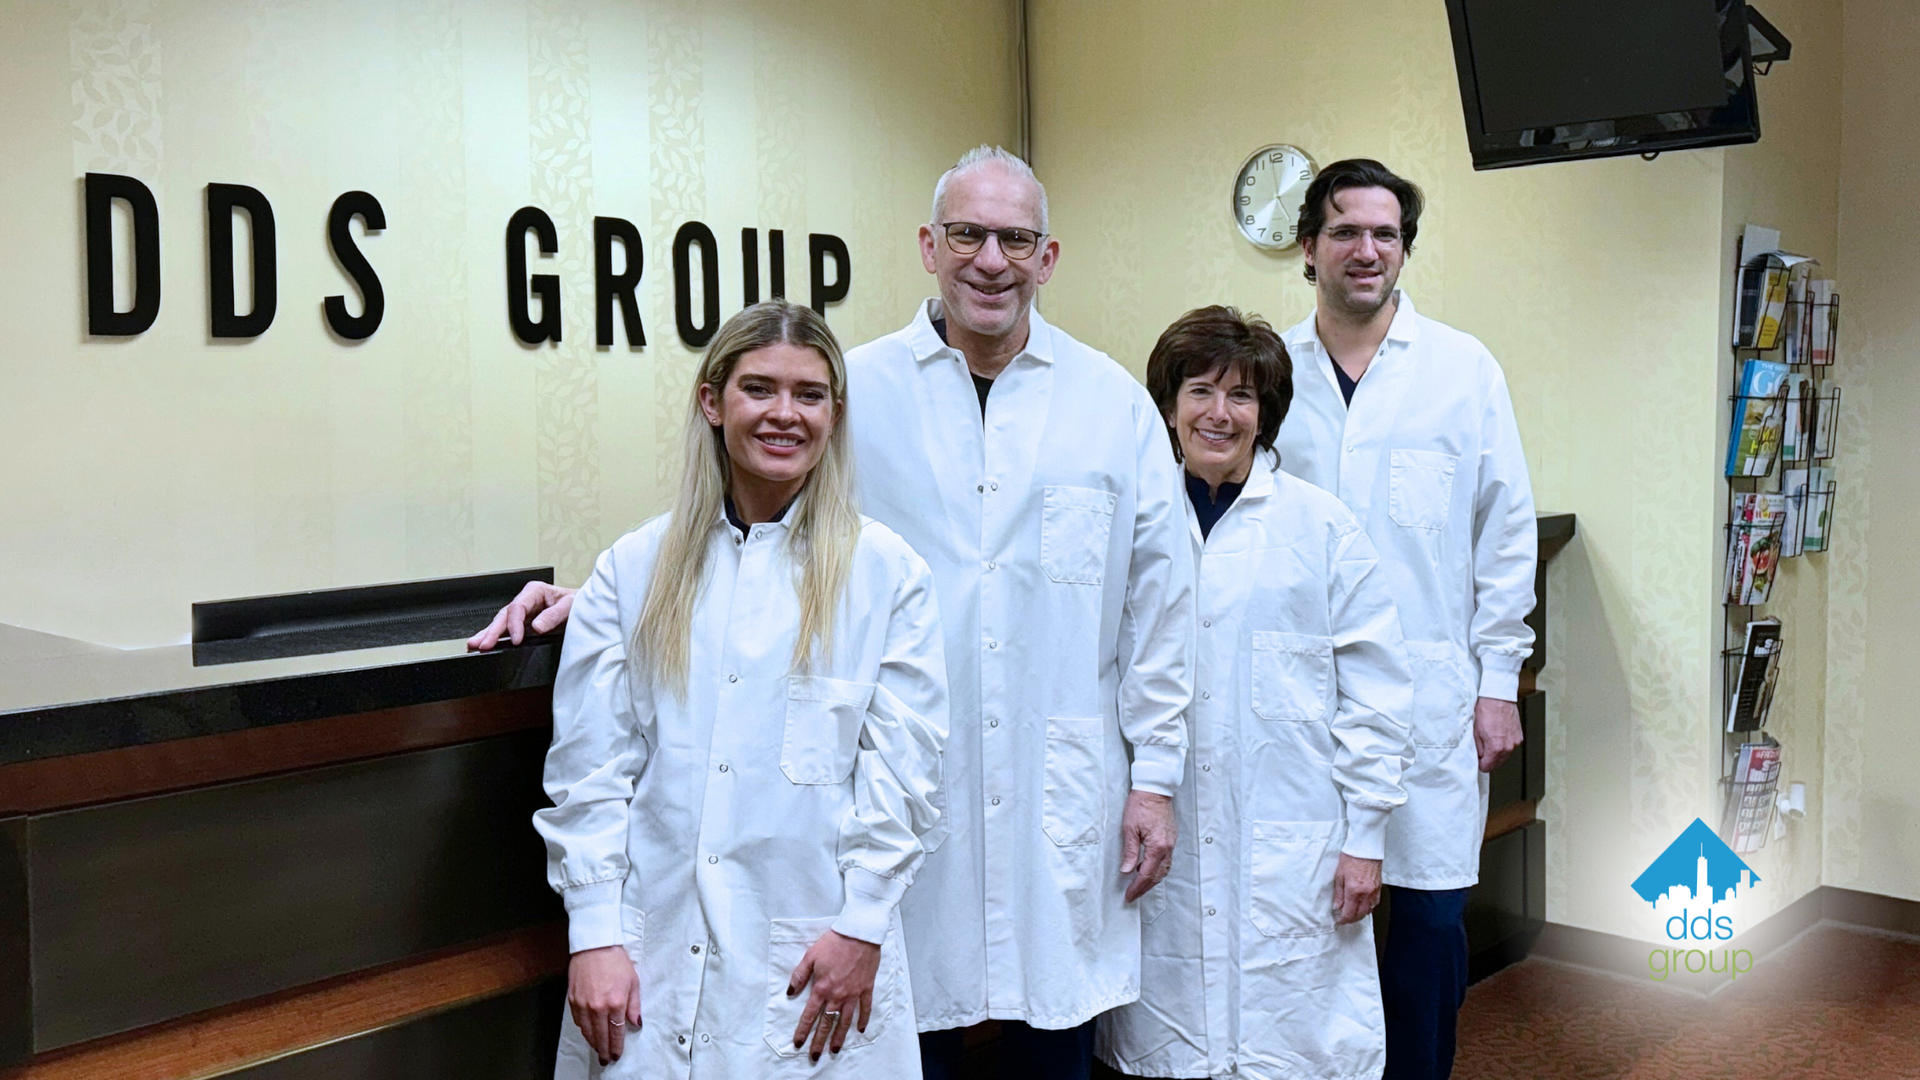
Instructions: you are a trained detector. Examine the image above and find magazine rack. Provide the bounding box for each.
[1718,233,1842,850]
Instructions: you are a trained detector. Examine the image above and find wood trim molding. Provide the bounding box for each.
[0,688,551,814]
[1485,799,1537,841]
[1,923,567,1080]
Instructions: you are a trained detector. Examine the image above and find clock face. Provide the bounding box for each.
[1233,145,1317,251]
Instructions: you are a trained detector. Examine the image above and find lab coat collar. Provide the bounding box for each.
[1382,289,1421,346]
[1283,289,1422,353]
[717,492,796,540]
[906,298,1057,366]
[1186,448,1279,547]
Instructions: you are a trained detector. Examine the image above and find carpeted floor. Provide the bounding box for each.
[1454,923,1920,1079]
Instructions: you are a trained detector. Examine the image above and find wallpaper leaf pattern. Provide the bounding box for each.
[529,0,601,585]
[400,0,477,576]
[69,0,162,179]
[645,0,705,493]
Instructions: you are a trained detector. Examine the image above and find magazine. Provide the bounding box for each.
[1781,469,1809,557]
[1783,272,1809,366]
[1721,736,1782,854]
[1780,375,1811,463]
[1725,359,1790,477]
[1808,279,1838,366]
[1725,494,1787,604]
[1811,386,1840,460]
[1802,467,1834,551]
[1726,620,1784,733]
[1736,250,1816,350]
[1740,495,1786,604]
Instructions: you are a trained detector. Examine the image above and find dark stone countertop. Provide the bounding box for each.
[0,622,560,768]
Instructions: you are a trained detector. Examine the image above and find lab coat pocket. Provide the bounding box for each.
[1389,449,1457,530]
[764,916,892,1058]
[1041,485,1117,585]
[1042,717,1107,847]
[783,676,875,785]
[1405,641,1473,748]
[1248,820,1340,962]
[1249,631,1333,723]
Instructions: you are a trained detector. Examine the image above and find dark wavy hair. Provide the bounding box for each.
[1296,158,1424,284]
[1145,306,1292,462]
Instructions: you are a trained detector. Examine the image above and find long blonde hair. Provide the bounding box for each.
[633,300,863,696]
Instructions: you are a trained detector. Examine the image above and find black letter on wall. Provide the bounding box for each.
[324,191,386,341]
[740,228,788,305]
[595,216,645,347]
[207,183,278,338]
[674,221,721,348]
[809,233,850,315]
[84,172,161,336]
[741,228,759,306]
[769,229,786,300]
[507,206,562,345]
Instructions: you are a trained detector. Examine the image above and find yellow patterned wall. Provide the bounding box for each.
[1029,0,1846,937]
[0,0,1016,647]
[1829,0,1920,903]
[1716,0,1843,921]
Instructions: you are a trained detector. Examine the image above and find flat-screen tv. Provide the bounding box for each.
[1444,0,1760,170]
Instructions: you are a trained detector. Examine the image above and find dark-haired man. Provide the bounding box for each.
[1273,159,1536,1080]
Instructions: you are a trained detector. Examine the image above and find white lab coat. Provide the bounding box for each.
[1098,454,1412,1080]
[845,299,1195,1030]
[536,510,949,1080]
[1276,292,1536,890]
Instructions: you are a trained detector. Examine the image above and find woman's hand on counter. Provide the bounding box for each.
[788,930,882,1062]
[468,582,577,651]
[568,944,641,1065]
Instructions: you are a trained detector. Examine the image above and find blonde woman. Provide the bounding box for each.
[536,300,949,1078]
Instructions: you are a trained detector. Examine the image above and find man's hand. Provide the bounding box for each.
[467,581,576,652]
[1120,790,1177,903]
[1473,696,1523,772]
[567,945,640,1066]
[788,930,882,1062]
[1331,853,1383,925]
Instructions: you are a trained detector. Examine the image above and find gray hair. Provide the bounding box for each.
[929,145,1049,234]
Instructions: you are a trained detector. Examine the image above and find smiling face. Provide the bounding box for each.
[1170,363,1261,488]
[918,162,1059,343]
[1301,185,1406,318]
[697,341,837,502]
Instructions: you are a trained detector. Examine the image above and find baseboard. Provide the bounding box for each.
[1531,885,1825,994]
[1822,886,1920,937]
[1531,884,1920,994]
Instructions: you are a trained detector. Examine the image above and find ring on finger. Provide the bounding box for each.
[823,1011,841,1029]
[610,1018,624,1027]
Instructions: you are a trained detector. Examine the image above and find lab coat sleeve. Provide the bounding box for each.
[1116,386,1195,797]
[1469,357,1538,702]
[833,545,951,945]
[533,547,652,954]
[1327,522,1413,861]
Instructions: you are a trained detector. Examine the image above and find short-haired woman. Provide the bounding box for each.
[1098,306,1413,1080]
[536,300,949,1078]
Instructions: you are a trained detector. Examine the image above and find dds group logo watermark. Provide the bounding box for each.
[1630,817,1760,981]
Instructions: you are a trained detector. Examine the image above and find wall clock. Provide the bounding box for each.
[1232,144,1317,251]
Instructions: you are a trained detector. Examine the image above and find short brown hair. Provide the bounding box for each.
[1145,306,1292,462]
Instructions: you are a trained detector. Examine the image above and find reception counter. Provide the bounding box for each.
[0,622,566,1078]
[4,514,1576,1078]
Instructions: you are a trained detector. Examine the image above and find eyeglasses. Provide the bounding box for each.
[1322,225,1403,247]
[938,221,1046,260]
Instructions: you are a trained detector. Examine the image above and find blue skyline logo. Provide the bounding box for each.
[1631,817,1760,906]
